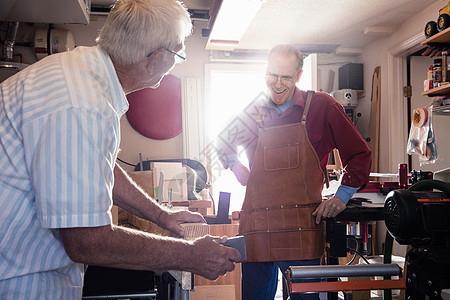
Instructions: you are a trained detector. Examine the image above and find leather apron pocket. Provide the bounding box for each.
[239,206,324,262]
[241,205,319,233]
[264,143,299,171]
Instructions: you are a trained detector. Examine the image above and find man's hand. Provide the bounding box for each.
[157,210,206,238]
[230,161,250,186]
[190,235,241,281]
[312,196,346,224]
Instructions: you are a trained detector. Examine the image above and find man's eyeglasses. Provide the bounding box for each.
[146,48,187,64]
[265,74,296,85]
[164,48,186,64]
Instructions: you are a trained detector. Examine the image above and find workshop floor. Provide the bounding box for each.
[274,270,283,299]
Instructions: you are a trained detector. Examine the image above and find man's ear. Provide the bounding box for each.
[145,49,164,72]
[296,70,303,83]
[148,49,163,60]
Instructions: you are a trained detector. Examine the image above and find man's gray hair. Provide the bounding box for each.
[97,0,192,65]
[269,44,304,74]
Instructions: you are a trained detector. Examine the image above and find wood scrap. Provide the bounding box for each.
[367,66,381,174]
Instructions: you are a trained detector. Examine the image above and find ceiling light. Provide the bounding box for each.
[206,0,264,50]
[210,40,240,47]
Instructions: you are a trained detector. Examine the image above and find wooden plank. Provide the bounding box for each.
[190,285,236,300]
[193,224,241,300]
[188,200,213,208]
[171,223,210,290]
[367,66,381,174]
[128,171,154,197]
[127,213,176,237]
[111,205,119,225]
[421,82,450,96]
[180,223,210,240]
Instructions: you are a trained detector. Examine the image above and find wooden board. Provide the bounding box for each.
[128,171,154,197]
[180,223,210,240]
[367,66,381,173]
[191,224,241,300]
[190,285,236,300]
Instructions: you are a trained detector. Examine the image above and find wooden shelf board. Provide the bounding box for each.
[421,83,450,96]
[420,27,450,115]
[421,27,450,45]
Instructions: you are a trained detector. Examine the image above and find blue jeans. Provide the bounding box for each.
[241,259,321,300]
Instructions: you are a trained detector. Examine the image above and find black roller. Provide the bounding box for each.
[289,264,401,279]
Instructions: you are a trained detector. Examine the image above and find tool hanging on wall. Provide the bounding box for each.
[366,66,381,174]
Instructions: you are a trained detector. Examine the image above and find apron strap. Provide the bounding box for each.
[301,90,315,124]
[300,90,330,188]
[256,106,265,127]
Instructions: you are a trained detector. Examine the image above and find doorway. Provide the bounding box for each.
[409,54,450,173]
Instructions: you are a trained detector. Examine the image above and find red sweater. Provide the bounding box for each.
[217,88,372,188]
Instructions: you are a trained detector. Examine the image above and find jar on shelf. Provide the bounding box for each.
[424,65,434,91]
[428,65,434,81]
[433,58,442,88]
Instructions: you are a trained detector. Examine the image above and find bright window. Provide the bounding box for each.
[205,63,266,213]
[204,55,316,213]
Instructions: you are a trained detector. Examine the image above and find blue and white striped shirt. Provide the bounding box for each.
[0,46,128,299]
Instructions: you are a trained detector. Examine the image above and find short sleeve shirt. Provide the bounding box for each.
[0,46,128,299]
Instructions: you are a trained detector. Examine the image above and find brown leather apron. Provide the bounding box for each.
[239,91,325,262]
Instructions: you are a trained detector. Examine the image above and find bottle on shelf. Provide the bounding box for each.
[433,58,442,88]
[425,65,434,91]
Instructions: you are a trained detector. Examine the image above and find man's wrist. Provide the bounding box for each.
[155,208,169,225]
[220,153,238,169]
[335,185,359,204]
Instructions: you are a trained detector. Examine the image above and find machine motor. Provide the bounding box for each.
[384,179,450,248]
[384,180,450,299]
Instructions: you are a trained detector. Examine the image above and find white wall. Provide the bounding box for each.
[360,0,445,174]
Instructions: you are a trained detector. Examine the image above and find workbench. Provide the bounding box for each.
[323,196,402,300]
